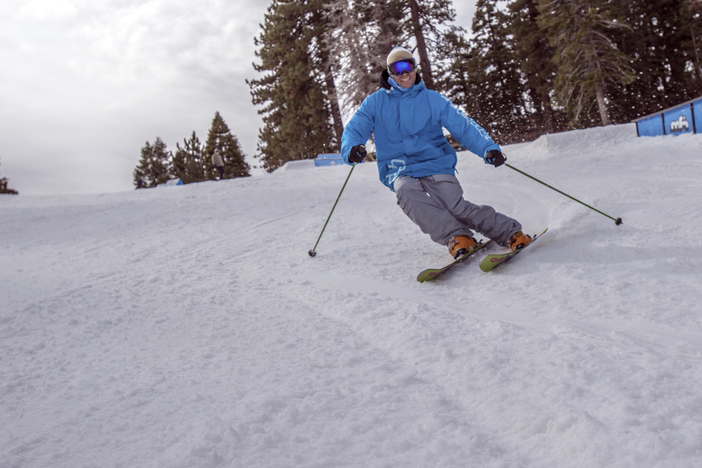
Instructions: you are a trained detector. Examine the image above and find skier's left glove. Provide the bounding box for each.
[485,150,506,167]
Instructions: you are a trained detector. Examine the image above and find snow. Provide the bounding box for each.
[2,123,702,467]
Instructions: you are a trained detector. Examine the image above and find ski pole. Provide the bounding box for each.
[308,163,356,257]
[506,163,622,225]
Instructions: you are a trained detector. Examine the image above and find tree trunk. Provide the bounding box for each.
[595,81,610,126]
[315,14,344,151]
[409,0,435,90]
[323,63,344,150]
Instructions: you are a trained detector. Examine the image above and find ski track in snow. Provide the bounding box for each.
[1,123,702,467]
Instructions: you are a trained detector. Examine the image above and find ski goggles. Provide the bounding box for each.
[388,59,416,76]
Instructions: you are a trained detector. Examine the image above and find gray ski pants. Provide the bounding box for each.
[394,174,521,247]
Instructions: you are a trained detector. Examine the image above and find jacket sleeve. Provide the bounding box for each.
[341,95,376,165]
[438,95,500,161]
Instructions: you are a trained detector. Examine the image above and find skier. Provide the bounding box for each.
[212,149,224,180]
[341,46,531,259]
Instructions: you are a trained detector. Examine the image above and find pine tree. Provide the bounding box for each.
[313,5,345,146]
[467,0,526,142]
[508,0,557,134]
[172,131,206,184]
[133,137,172,188]
[324,0,405,114]
[248,0,338,172]
[406,0,457,91]
[537,0,635,127]
[433,27,483,119]
[0,158,18,195]
[322,0,456,112]
[203,112,250,180]
[606,0,702,121]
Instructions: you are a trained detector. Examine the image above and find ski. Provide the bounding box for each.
[479,228,548,272]
[417,240,493,282]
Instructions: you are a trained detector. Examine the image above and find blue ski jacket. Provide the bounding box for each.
[341,71,501,191]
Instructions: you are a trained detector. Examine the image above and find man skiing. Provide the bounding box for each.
[341,46,531,259]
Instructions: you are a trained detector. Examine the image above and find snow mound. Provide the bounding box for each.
[504,123,638,161]
[274,159,317,172]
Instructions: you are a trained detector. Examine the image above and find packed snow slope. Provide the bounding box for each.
[2,123,702,468]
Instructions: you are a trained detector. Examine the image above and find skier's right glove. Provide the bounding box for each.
[349,145,367,163]
[485,150,506,167]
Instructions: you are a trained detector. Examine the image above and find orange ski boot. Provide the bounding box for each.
[448,235,478,259]
[508,231,532,251]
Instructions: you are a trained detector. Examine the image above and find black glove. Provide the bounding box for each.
[485,150,506,167]
[349,144,367,163]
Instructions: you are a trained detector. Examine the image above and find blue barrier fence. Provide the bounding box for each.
[314,153,345,166]
[634,96,702,137]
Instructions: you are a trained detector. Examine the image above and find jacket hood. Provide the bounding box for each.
[379,69,423,90]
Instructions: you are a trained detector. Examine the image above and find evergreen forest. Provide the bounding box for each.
[249,0,702,171]
[132,112,250,189]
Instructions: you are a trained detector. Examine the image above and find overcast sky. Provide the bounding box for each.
[1,0,477,196]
